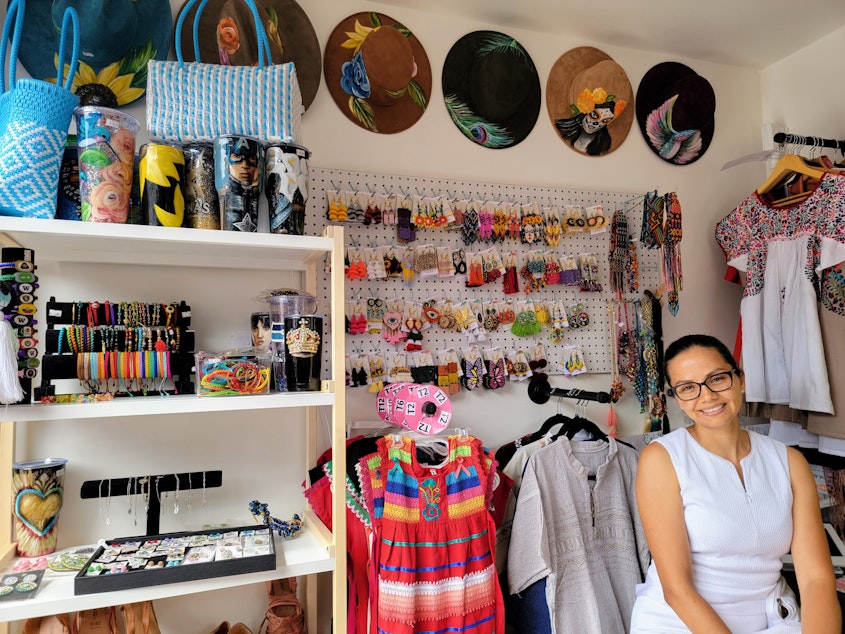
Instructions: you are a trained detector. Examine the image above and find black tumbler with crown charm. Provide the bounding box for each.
[283,315,323,391]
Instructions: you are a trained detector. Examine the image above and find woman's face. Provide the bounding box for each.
[666,345,744,430]
[252,320,271,348]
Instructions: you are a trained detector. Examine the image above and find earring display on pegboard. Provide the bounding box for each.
[0,247,38,404]
[304,167,672,396]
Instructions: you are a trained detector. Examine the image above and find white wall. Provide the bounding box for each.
[761,25,845,141]
[15,0,820,631]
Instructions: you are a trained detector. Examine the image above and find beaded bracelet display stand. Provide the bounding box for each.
[248,500,304,539]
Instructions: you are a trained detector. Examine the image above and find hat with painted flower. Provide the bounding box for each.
[324,11,432,134]
[17,0,172,108]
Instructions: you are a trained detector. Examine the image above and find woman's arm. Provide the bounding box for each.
[786,447,841,633]
[635,443,732,633]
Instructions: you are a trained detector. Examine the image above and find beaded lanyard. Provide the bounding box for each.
[662,192,683,315]
[631,301,648,413]
[608,302,625,438]
[640,189,664,248]
[608,302,625,400]
[640,295,664,432]
[609,209,630,299]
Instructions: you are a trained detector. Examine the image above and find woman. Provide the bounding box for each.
[631,334,840,633]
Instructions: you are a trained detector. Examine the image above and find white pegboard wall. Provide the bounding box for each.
[304,167,665,376]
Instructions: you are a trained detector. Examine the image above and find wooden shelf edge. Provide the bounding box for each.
[0,391,335,422]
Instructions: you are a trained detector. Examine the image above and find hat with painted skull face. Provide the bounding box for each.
[546,46,634,157]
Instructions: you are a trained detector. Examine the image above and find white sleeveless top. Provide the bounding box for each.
[631,428,795,633]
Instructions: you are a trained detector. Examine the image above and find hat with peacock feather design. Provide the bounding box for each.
[175,0,322,111]
[546,46,634,157]
[635,61,716,165]
[442,30,541,150]
[324,11,432,134]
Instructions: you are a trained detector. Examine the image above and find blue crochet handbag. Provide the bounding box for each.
[146,0,302,144]
[0,0,80,219]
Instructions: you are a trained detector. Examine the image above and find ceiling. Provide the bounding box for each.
[376,0,845,69]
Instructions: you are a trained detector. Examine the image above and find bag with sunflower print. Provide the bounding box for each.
[146,0,302,144]
[0,0,80,219]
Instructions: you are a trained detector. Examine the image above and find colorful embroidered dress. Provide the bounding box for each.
[715,174,845,413]
[359,434,504,634]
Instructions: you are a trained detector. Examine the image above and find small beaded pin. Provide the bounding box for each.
[248,500,304,540]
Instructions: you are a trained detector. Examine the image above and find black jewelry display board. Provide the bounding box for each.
[74,524,276,595]
[36,299,196,399]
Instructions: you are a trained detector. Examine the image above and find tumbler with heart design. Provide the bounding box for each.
[12,459,68,557]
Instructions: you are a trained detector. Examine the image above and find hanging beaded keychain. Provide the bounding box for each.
[663,192,683,315]
[640,189,664,248]
[248,500,303,539]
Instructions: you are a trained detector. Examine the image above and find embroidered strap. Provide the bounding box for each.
[663,192,683,315]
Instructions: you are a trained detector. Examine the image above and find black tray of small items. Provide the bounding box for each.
[74,525,275,595]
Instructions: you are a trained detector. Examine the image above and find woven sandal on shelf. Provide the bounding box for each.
[72,608,119,634]
[119,601,161,634]
[260,577,305,634]
[22,613,71,634]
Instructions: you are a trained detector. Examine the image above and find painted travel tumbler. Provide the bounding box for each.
[214,136,263,232]
[74,106,139,223]
[12,458,68,557]
[265,143,310,235]
[139,143,185,227]
[284,315,323,391]
[183,143,220,230]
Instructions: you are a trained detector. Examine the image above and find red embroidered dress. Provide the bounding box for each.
[360,434,504,634]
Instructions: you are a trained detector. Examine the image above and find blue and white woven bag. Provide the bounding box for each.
[0,0,80,219]
[147,0,302,144]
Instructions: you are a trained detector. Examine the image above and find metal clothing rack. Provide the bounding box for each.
[773,132,845,153]
[527,378,611,404]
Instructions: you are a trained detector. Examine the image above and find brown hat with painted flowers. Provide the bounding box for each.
[323,11,432,134]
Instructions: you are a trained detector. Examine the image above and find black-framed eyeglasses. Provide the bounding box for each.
[668,369,739,401]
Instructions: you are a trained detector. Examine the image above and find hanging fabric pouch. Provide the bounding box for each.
[146,0,302,144]
[0,0,80,219]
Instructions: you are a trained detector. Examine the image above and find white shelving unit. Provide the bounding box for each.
[0,219,347,632]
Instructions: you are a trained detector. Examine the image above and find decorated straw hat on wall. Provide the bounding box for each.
[175,0,322,111]
[17,0,172,107]
[442,30,541,149]
[635,61,716,165]
[547,46,634,157]
[324,11,432,134]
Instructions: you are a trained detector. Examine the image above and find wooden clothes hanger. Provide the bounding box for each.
[756,154,827,195]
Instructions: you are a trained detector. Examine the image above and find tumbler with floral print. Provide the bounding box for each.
[73,106,139,223]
